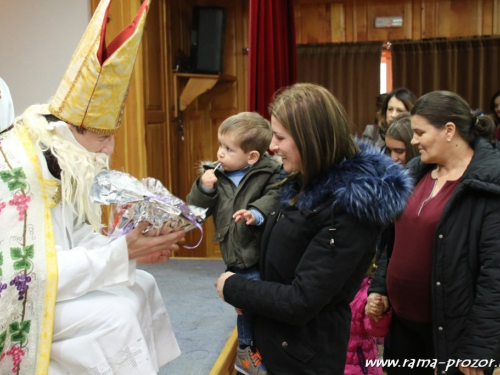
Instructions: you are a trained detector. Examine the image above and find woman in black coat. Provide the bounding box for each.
[367,91,500,375]
[214,83,412,375]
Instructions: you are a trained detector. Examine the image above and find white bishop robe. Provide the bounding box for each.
[34,148,181,374]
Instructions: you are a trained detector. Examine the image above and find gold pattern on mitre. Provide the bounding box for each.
[48,0,151,135]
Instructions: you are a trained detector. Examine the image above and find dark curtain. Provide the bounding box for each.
[392,36,500,114]
[248,0,297,118]
[297,42,383,135]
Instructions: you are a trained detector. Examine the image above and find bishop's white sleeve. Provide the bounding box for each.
[55,222,136,302]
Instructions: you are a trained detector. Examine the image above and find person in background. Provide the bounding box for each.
[362,88,416,152]
[489,90,500,147]
[371,112,419,366]
[0,76,15,131]
[362,93,388,149]
[385,113,419,166]
[367,91,500,375]
[381,88,417,130]
[382,88,417,146]
[0,1,185,373]
[187,111,281,375]
[215,83,412,375]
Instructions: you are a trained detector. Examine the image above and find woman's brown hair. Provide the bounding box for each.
[269,83,358,196]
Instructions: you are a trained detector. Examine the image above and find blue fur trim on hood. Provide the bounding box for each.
[281,141,413,226]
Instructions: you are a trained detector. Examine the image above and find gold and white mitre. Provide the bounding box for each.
[48,0,151,135]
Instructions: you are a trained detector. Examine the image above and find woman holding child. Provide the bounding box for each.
[215,83,412,374]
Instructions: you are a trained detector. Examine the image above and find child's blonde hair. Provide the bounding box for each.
[218,112,272,155]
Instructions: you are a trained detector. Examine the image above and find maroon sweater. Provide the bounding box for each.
[387,172,460,322]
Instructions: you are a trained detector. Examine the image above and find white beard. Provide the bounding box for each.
[19,104,109,230]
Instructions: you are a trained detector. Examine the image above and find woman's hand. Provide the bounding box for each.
[214,271,235,300]
[365,292,389,321]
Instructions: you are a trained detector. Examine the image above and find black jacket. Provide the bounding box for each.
[223,143,412,374]
[370,137,500,374]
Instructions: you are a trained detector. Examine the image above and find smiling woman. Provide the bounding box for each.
[368,91,500,375]
[215,83,412,375]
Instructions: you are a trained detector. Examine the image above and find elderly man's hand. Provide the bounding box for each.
[126,221,185,261]
[135,249,173,264]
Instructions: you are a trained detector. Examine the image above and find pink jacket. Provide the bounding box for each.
[344,276,392,375]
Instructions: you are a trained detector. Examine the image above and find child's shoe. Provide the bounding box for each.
[234,346,268,375]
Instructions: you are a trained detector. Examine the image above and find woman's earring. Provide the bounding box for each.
[447,139,451,142]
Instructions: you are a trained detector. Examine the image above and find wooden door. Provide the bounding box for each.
[142,0,171,186]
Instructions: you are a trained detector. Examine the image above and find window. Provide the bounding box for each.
[381,44,392,94]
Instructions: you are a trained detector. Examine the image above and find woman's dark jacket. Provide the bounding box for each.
[370,137,500,374]
[223,143,412,375]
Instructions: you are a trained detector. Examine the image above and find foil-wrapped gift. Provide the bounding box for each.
[90,170,206,248]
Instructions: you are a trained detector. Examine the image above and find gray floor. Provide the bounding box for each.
[138,258,235,375]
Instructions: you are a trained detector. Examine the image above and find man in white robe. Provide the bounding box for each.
[0,1,184,373]
[0,94,184,375]
[31,116,183,374]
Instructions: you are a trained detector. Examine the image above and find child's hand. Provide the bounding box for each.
[201,170,218,190]
[365,293,389,321]
[233,209,255,225]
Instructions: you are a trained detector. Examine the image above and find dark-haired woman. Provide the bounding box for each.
[214,83,412,375]
[367,91,500,375]
[362,88,417,151]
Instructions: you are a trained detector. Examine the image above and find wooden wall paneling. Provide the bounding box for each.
[355,0,368,41]
[447,1,481,38]
[483,0,494,35]
[344,0,355,41]
[435,1,452,37]
[421,0,436,38]
[484,0,500,35]
[477,0,484,37]
[178,109,213,257]
[143,0,169,186]
[145,124,165,180]
[495,0,500,34]
[331,3,346,42]
[236,0,249,110]
[299,3,334,43]
[294,3,303,44]
[165,0,195,198]
[403,1,413,39]
[293,0,500,44]
[411,0,422,39]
